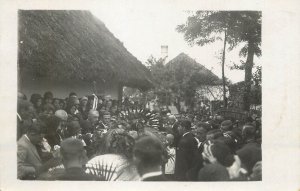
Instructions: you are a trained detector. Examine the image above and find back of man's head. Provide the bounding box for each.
[60,138,86,166]
[134,136,164,169]
[242,123,256,140]
[88,110,99,117]
[180,120,192,131]
[55,109,68,121]
[220,120,233,132]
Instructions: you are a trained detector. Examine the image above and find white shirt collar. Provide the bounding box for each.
[24,134,30,142]
[141,171,162,180]
[194,137,202,148]
[183,132,190,137]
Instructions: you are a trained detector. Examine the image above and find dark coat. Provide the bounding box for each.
[17,135,42,179]
[57,167,104,181]
[80,119,94,134]
[197,163,230,181]
[174,132,198,181]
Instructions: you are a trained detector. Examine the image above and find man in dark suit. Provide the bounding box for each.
[133,136,168,181]
[174,120,198,181]
[17,120,60,179]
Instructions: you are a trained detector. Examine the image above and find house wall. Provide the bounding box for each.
[19,77,120,100]
[196,85,229,101]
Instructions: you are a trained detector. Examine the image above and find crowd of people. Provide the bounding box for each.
[17,91,262,181]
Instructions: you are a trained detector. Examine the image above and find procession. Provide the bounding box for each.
[17,10,262,181]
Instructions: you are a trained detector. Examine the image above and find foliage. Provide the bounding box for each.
[177,11,261,111]
[145,54,220,109]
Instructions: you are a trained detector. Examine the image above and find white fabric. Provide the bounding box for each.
[165,147,176,174]
[141,171,162,180]
[182,132,190,137]
[86,154,140,181]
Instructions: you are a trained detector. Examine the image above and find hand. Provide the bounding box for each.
[52,148,61,159]
[202,141,217,164]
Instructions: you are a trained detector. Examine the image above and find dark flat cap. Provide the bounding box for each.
[220,120,233,131]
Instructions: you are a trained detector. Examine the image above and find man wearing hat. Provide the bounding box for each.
[133,136,168,181]
[79,96,89,120]
[174,120,198,181]
[220,120,233,133]
[57,138,103,180]
[55,109,68,139]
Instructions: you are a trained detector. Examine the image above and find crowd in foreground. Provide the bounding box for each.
[17,91,262,181]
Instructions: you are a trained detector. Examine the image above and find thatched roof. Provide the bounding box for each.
[18,10,153,90]
[166,53,222,85]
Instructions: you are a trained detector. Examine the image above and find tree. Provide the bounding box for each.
[145,54,219,111]
[177,11,261,111]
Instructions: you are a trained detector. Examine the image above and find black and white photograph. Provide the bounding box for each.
[0,0,299,190]
[16,9,262,181]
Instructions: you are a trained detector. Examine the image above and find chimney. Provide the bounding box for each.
[161,45,168,62]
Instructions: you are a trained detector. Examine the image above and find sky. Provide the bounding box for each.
[90,2,261,83]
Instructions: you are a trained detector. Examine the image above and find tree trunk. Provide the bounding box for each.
[222,30,228,108]
[243,41,255,111]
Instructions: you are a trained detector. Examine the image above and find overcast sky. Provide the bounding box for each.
[90,2,260,83]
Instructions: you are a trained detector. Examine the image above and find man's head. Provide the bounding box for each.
[55,109,68,129]
[242,123,256,141]
[102,111,111,125]
[27,120,46,145]
[30,93,42,107]
[88,110,99,125]
[236,145,261,174]
[67,121,82,137]
[60,138,88,168]
[166,134,174,146]
[80,96,88,106]
[69,92,77,99]
[133,136,164,176]
[195,126,208,142]
[168,115,177,124]
[52,98,61,110]
[18,92,27,100]
[18,100,36,119]
[177,120,192,136]
[206,129,223,140]
[43,91,53,104]
[220,120,233,132]
[42,104,55,117]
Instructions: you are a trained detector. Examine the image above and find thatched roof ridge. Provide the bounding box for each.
[18,10,153,90]
[166,53,222,85]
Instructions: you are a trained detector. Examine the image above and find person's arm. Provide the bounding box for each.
[17,145,36,179]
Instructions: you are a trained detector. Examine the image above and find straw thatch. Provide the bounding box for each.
[165,53,222,85]
[18,10,153,90]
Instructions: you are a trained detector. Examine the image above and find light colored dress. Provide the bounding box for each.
[165,146,176,175]
[86,154,140,181]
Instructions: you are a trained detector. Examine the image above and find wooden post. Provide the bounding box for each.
[118,83,123,101]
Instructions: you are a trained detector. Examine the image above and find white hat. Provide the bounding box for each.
[55,110,68,121]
